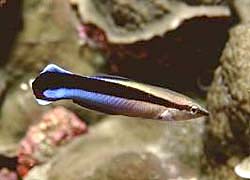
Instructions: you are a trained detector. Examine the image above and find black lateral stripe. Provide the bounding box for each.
[33,72,188,110]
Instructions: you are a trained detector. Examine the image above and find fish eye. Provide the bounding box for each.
[190,106,198,114]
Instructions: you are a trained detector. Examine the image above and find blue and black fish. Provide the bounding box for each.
[32,64,209,121]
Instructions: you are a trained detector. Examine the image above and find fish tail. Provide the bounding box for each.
[33,64,73,105]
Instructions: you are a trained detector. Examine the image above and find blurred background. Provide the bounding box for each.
[1,0,250,179]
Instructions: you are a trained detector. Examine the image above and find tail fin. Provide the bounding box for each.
[40,64,72,75]
[29,78,52,105]
[33,64,72,106]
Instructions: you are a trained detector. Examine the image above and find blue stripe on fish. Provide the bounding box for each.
[43,88,165,118]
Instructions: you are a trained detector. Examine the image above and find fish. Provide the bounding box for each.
[32,64,209,121]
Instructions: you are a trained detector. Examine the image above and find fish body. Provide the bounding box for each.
[32,64,209,121]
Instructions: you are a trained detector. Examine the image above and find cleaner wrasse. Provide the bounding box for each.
[32,64,209,121]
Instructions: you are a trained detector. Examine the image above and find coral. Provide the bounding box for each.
[202,24,250,179]
[76,0,230,43]
[71,1,233,95]
[104,16,232,96]
[0,168,18,180]
[233,0,250,23]
[17,106,87,177]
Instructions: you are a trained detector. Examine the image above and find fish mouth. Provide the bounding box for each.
[200,107,209,116]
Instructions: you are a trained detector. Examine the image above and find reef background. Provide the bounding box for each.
[0,0,249,180]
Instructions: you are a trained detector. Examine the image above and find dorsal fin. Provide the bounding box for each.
[40,64,73,75]
[91,74,130,81]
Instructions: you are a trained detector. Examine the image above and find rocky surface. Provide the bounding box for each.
[25,116,205,180]
[76,0,230,43]
[86,152,168,180]
[202,24,250,180]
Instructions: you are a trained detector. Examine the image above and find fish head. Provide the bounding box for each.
[179,104,209,120]
[156,87,209,121]
[159,104,209,121]
[173,93,209,120]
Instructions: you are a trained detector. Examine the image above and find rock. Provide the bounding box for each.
[87,152,167,180]
[76,0,230,43]
[202,24,250,179]
[25,116,205,180]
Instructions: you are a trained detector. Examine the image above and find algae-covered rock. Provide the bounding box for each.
[202,24,250,180]
[77,0,230,43]
[25,116,204,180]
[88,152,167,180]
